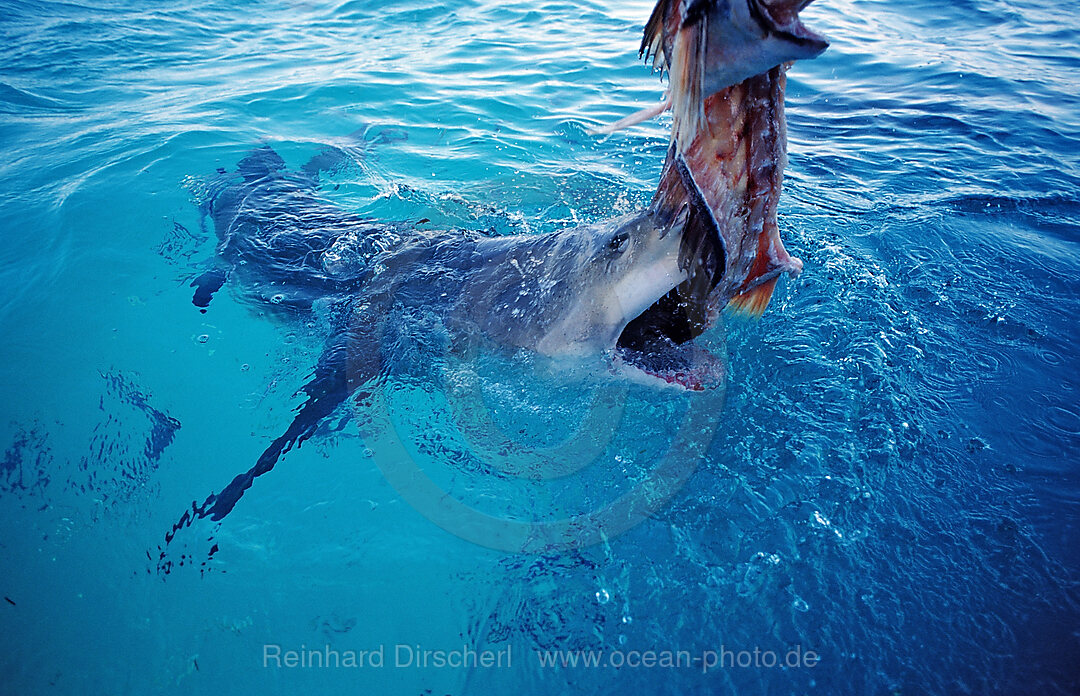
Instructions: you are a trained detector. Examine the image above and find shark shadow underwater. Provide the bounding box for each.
[162,0,828,550]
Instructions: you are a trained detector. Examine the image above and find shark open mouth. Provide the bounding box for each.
[614,287,725,391]
[608,134,731,391]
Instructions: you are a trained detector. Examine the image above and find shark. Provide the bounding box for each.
[165,0,828,537]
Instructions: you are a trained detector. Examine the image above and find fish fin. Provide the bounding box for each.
[589,96,672,136]
[201,336,355,521]
[640,0,671,68]
[300,146,350,182]
[669,19,706,151]
[728,277,780,318]
[300,127,410,182]
[640,0,706,148]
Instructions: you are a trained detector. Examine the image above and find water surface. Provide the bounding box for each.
[1,0,1078,693]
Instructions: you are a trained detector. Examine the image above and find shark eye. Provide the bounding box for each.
[608,231,630,254]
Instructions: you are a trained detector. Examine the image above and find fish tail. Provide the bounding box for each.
[728,276,779,318]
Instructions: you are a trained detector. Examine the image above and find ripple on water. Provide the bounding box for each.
[966,342,1025,387]
[1037,348,1063,368]
[1011,420,1072,465]
[1044,405,1080,439]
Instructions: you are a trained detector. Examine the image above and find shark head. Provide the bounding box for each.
[608,148,731,389]
[459,151,728,390]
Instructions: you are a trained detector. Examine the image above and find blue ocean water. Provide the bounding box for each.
[1,0,1078,693]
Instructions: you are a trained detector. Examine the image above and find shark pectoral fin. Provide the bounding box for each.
[589,96,672,136]
[202,346,353,522]
[161,302,388,558]
[299,127,409,183]
[180,316,382,527]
